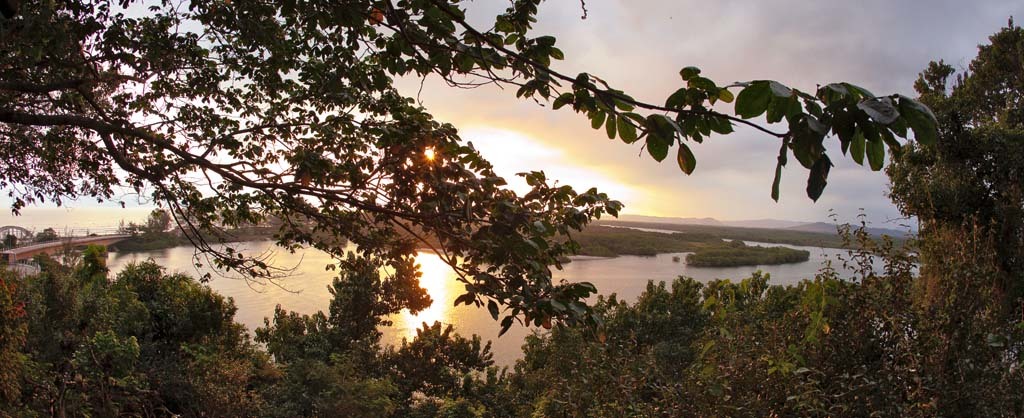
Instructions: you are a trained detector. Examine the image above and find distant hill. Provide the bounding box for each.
[616,215,914,238]
[618,214,722,226]
[787,222,912,238]
[721,219,806,229]
[597,218,913,249]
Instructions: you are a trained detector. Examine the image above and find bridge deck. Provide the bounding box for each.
[1,234,132,263]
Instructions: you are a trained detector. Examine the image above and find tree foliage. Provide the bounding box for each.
[0,252,503,417]
[503,226,1024,417]
[685,240,809,267]
[0,0,936,330]
[0,252,271,416]
[33,227,58,242]
[888,19,1024,310]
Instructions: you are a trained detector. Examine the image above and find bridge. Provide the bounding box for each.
[0,232,132,264]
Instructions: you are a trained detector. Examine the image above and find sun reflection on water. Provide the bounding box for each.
[400,252,454,339]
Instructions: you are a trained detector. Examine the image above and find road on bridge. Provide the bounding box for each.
[0,234,132,264]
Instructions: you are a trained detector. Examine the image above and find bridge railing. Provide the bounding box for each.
[1,227,130,250]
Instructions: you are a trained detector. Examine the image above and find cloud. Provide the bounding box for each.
[396,0,1023,223]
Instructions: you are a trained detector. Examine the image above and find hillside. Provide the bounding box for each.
[786,221,912,238]
[617,214,914,236]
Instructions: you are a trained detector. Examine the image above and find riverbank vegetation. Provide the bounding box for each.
[570,225,719,257]
[2,220,1020,416]
[685,240,810,267]
[111,209,280,252]
[595,220,870,249]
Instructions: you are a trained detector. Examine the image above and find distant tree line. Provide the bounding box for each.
[686,240,810,267]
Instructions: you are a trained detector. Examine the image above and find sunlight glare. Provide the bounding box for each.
[423,147,436,162]
[401,252,452,338]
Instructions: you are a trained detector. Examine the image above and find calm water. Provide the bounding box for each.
[105,239,866,366]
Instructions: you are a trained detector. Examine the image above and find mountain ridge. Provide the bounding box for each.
[616,214,913,238]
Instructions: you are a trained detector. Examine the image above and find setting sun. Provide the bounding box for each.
[423,147,436,162]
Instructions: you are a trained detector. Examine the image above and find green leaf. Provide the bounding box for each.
[646,135,669,162]
[817,83,850,105]
[804,99,823,117]
[549,47,564,60]
[621,112,646,125]
[665,88,688,109]
[454,293,475,306]
[677,143,696,175]
[589,111,605,130]
[535,35,556,46]
[498,316,514,336]
[679,66,701,81]
[771,164,783,201]
[768,81,793,98]
[850,128,866,166]
[843,83,876,99]
[766,96,791,123]
[707,116,734,135]
[735,81,771,119]
[617,116,638,143]
[771,142,787,201]
[897,95,938,145]
[718,89,735,103]
[857,97,899,124]
[880,128,901,151]
[605,113,617,139]
[552,92,573,110]
[806,155,832,201]
[689,76,717,91]
[867,137,884,171]
[487,300,499,320]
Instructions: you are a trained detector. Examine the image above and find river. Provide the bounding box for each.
[104,238,871,366]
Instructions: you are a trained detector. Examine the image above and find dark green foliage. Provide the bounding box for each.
[146,209,172,233]
[2,254,269,417]
[0,7,1018,418]
[571,225,720,257]
[383,322,494,416]
[1,251,505,417]
[2,234,16,248]
[111,230,184,251]
[1,0,627,330]
[0,270,28,406]
[113,209,283,252]
[686,241,810,267]
[0,0,935,329]
[2,227,1021,418]
[255,254,429,365]
[888,20,1024,311]
[571,226,809,267]
[33,227,58,242]
[253,254,501,417]
[505,231,1024,417]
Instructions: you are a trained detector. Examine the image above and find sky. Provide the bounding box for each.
[390,0,1023,226]
[3,1,1022,229]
